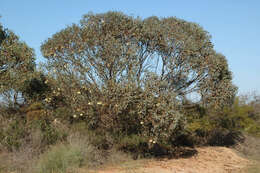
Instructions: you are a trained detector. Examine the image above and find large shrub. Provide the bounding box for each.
[40,12,237,151]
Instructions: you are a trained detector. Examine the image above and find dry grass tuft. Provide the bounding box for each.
[234,134,260,173]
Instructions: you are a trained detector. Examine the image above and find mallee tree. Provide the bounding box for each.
[40,12,237,145]
[0,22,35,106]
[41,12,236,108]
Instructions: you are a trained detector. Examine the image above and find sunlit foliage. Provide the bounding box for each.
[40,12,237,147]
[0,22,35,106]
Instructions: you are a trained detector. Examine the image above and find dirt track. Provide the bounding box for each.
[89,147,250,173]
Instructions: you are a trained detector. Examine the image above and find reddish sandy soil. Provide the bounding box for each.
[88,147,250,173]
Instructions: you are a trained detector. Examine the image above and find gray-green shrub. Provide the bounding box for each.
[35,134,102,173]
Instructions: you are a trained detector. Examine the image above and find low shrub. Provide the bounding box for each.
[116,134,150,158]
[0,117,67,152]
[219,97,260,137]
[36,144,84,173]
[34,119,67,146]
[183,96,260,146]
[35,134,103,173]
[0,118,28,151]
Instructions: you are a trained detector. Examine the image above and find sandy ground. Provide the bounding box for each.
[88,147,250,173]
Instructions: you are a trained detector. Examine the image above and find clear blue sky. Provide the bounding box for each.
[1,0,259,94]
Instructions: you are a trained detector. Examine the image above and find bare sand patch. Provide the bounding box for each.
[88,147,249,173]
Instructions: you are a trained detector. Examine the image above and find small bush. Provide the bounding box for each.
[219,97,260,136]
[36,144,84,173]
[183,96,260,146]
[117,134,149,158]
[35,134,103,173]
[0,117,67,152]
[29,119,68,147]
[246,124,260,137]
[0,118,28,151]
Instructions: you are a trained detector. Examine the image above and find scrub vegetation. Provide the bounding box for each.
[0,12,259,173]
